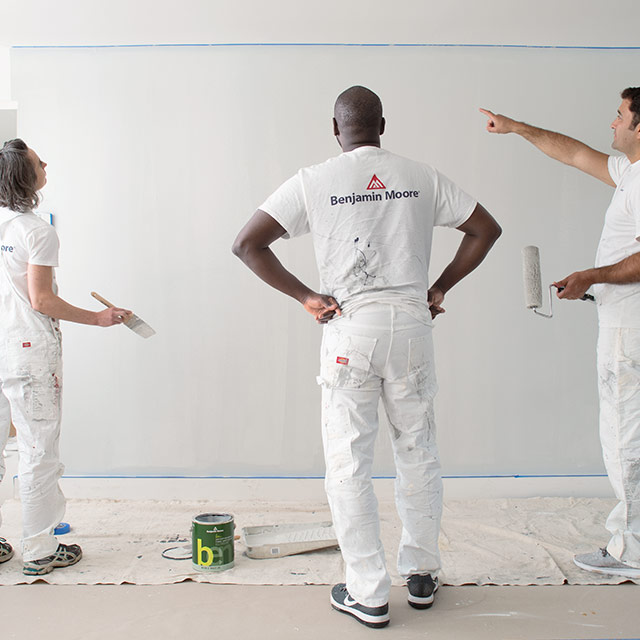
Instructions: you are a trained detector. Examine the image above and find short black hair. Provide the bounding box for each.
[621,87,640,129]
[334,86,383,131]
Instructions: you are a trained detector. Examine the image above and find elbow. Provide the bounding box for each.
[232,230,266,264]
[231,236,249,262]
[30,294,49,314]
[482,214,502,246]
[491,221,503,243]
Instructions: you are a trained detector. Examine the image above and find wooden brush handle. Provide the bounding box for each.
[91,291,117,308]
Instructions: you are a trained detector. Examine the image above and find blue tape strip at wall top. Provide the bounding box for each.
[11,43,640,50]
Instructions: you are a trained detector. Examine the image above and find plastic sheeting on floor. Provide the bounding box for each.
[0,497,636,586]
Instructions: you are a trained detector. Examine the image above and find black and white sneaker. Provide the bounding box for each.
[330,583,390,628]
[0,537,14,564]
[407,574,438,609]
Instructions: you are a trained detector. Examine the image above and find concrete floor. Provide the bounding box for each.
[2,448,640,639]
[0,582,639,639]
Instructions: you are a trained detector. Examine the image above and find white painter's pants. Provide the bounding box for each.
[0,330,65,561]
[598,327,640,568]
[318,304,441,607]
[0,390,10,491]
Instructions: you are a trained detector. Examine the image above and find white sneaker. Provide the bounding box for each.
[574,548,640,579]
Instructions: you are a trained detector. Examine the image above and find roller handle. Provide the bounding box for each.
[91,291,117,308]
[556,286,595,302]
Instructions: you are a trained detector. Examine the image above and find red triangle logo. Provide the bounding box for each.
[366,174,386,190]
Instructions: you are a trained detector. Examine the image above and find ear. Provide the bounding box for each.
[332,117,340,136]
[380,117,386,136]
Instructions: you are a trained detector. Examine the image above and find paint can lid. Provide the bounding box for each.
[193,513,233,525]
[54,522,71,535]
[162,545,192,560]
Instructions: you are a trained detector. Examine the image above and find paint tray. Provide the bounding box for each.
[241,521,338,559]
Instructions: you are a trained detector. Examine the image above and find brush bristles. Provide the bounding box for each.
[124,314,156,339]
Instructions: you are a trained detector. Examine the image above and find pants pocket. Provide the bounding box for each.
[5,333,62,421]
[319,328,377,390]
[27,371,61,421]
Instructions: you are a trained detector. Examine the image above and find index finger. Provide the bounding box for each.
[479,108,495,119]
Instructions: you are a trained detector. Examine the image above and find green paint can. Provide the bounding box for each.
[191,513,235,571]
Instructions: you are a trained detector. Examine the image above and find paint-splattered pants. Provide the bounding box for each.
[0,329,65,561]
[598,327,640,568]
[318,304,441,607]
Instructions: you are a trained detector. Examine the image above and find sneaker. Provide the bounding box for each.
[330,583,390,629]
[23,543,83,576]
[0,537,14,564]
[574,548,640,579]
[407,574,438,609]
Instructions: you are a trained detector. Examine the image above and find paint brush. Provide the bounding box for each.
[91,291,156,339]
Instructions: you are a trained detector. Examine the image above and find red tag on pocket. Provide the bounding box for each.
[336,356,349,365]
[22,342,31,348]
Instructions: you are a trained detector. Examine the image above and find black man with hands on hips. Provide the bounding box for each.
[233,86,501,628]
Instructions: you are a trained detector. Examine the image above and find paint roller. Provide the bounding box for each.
[522,245,595,318]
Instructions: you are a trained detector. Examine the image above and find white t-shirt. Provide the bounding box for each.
[259,146,476,317]
[594,155,640,328]
[0,208,60,334]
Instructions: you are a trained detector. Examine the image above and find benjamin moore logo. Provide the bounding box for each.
[329,174,420,207]
[367,174,386,190]
[1,244,14,253]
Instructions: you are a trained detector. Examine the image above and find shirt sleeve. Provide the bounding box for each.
[432,170,477,229]
[26,223,59,267]
[258,173,310,239]
[607,155,629,186]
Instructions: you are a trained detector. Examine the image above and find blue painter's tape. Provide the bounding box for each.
[11,43,640,51]
[54,522,70,535]
[55,473,608,480]
[14,473,607,481]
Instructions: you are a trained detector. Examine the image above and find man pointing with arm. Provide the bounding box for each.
[234,86,501,627]
[480,87,640,579]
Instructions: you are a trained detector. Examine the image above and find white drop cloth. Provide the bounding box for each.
[0,497,635,586]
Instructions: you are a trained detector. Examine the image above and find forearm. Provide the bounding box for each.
[588,253,640,286]
[481,108,612,184]
[432,232,498,294]
[513,121,594,168]
[31,290,100,325]
[234,244,314,303]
